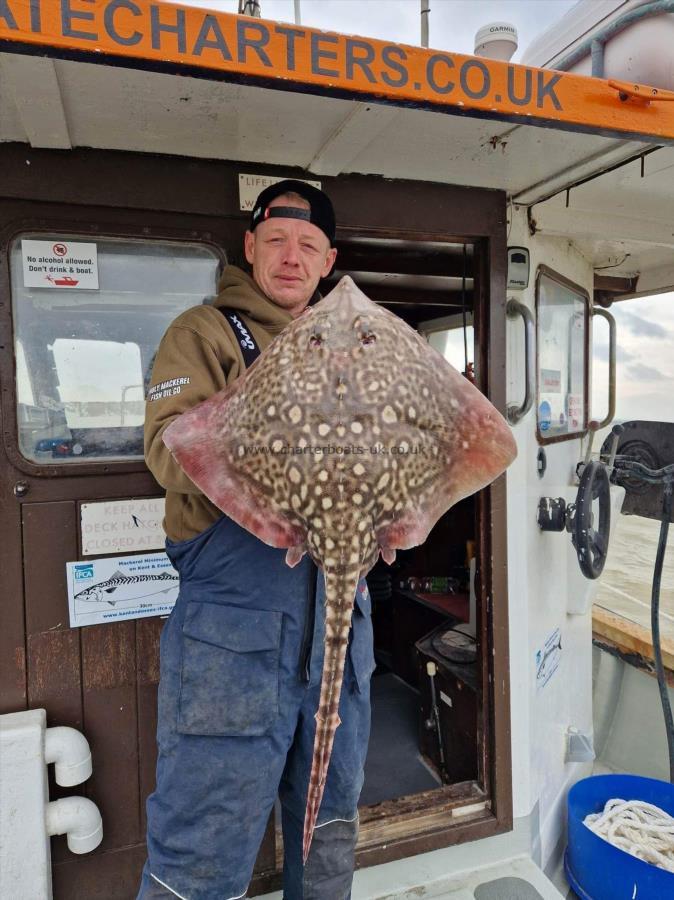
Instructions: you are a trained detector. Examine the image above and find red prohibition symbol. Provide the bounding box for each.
[53,243,68,256]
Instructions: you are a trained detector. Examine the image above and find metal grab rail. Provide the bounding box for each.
[505,298,535,425]
[120,384,144,426]
[591,307,616,430]
[554,0,674,77]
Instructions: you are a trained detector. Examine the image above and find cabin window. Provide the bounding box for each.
[536,268,589,442]
[422,313,475,375]
[10,235,222,464]
[592,291,674,658]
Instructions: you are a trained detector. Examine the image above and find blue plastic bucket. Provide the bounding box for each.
[565,774,674,899]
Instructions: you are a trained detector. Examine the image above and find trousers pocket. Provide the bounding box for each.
[349,581,376,693]
[177,601,282,736]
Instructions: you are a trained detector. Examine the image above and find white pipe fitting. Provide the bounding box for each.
[45,797,103,855]
[44,726,92,787]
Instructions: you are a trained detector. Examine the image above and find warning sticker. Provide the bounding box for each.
[22,239,99,289]
[80,497,167,556]
[567,394,583,430]
[239,174,321,212]
[541,368,561,392]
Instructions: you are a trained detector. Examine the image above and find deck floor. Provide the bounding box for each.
[361,671,441,806]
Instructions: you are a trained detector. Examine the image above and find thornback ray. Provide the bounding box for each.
[163,366,307,551]
[163,275,517,862]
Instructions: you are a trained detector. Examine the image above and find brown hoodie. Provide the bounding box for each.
[144,265,293,542]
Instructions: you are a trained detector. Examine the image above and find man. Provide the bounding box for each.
[138,181,375,900]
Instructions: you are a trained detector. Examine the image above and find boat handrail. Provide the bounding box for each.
[554,0,674,77]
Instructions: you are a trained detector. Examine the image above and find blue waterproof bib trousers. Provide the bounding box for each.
[138,514,375,900]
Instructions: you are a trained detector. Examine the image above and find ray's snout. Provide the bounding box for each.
[332,348,351,370]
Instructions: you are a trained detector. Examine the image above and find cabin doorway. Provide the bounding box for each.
[318,233,492,876]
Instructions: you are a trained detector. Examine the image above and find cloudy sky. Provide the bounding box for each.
[167,0,578,59]
[593,292,674,427]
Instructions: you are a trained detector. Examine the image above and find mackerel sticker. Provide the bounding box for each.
[66,552,179,627]
[535,627,562,691]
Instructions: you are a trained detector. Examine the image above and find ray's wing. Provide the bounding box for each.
[377,350,516,554]
[163,382,306,550]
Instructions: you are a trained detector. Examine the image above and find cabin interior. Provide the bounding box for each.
[331,239,482,805]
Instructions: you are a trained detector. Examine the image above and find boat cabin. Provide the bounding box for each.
[1,2,674,898]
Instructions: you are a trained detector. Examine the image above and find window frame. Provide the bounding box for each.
[535,265,590,445]
[2,220,227,478]
[417,312,475,378]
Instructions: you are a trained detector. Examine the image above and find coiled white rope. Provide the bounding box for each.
[584,798,674,872]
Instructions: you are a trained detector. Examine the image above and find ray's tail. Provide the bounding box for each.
[302,565,360,864]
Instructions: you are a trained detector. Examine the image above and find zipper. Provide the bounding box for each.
[300,561,317,683]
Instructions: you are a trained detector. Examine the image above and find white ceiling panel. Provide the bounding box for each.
[532,145,674,293]
[0,55,28,143]
[341,107,647,195]
[533,146,674,242]
[48,57,355,167]
[0,53,654,198]
[2,55,70,150]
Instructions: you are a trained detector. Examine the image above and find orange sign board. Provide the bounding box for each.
[1,0,674,143]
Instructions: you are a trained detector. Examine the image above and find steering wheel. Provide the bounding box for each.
[572,461,611,580]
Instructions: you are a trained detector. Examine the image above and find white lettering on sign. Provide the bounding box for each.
[238,174,321,212]
[22,239,99,289]
[80,498,166,556]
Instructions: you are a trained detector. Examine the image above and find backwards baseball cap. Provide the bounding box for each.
[250,179,336,247]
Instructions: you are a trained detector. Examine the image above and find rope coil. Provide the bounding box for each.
[584,798,674,872]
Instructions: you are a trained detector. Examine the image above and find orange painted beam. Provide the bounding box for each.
[1,0,674,144]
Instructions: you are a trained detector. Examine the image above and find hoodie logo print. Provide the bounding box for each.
[147,376,191,401]
[229,314,256,351]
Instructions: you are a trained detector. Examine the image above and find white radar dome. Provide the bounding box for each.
[474,22,518,62]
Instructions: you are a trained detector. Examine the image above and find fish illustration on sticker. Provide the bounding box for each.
[74,570,179,605]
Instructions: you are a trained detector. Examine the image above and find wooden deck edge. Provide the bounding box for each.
[592,605,674,675]
[273,783,489,869]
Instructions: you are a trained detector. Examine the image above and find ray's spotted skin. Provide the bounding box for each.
[163,276,517,862]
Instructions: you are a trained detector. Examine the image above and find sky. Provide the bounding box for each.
[593,291,674,427]
[165,0,579,60]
